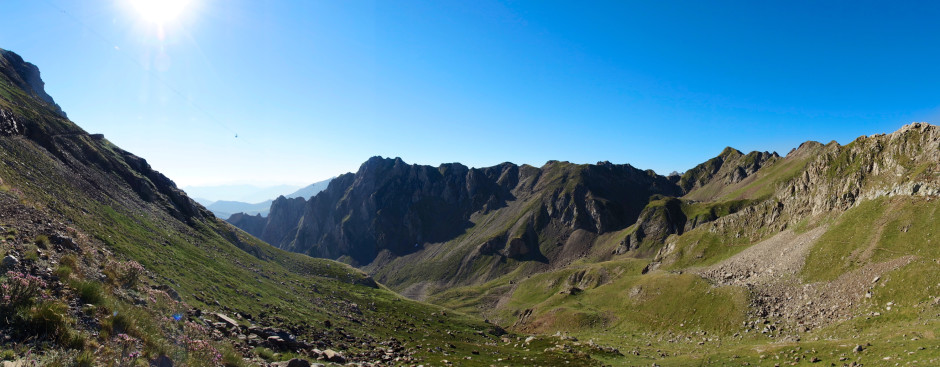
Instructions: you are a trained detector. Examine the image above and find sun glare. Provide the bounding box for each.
[130,0,192,24]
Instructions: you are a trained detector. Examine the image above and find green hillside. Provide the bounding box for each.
[0,49,598,366]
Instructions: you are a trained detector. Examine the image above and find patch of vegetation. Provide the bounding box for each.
[33,234,50,248]
[24,243,39,261]
[801,196,937,282]
[662,227,758,270]
[679,198,753,227]
[72,280,104,305]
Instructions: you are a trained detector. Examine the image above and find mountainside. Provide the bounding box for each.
[243,157,680,266]
[242,151,787,291]
[0,48,599,366]
[7,46,938,366]
[237,119,940,364]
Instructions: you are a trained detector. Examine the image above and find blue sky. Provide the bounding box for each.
[2,1,938,187]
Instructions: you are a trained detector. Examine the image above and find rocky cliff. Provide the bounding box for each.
[0,49,67,118]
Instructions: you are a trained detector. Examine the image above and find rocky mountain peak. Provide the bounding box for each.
[0,48,66,118]
[719,146,743,157]
[679,146,779,196]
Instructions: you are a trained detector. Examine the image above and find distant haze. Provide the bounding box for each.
[188,178,334,219]
[183,184,301,204]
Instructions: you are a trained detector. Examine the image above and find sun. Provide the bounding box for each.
[130,0,192,25]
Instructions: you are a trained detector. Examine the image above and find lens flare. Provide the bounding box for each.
[130,0,192,25]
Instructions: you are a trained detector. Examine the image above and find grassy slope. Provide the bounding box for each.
[0,68,598,365]
[420,133,940,365]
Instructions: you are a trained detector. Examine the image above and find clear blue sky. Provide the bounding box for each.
[2,1,938,186]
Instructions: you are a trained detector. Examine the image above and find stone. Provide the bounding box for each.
[322,349,345,363]
[853,345,864,353]
[149,355,173,367]
[286,358,311,367]
[214,313,239,328]
[266,335,285,348]
[154,284,182,301]
[1,255,17,269]
[50,233,80,251]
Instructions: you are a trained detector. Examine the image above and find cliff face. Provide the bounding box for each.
[0,49,67,118]
[287,158,520,263]
[779,123,939,217]
[240,157,678,265]
[0,49,205,222]
[259,195,307,246]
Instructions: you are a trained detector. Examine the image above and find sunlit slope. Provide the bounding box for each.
[420,124,939,365]
[0,48,603,366]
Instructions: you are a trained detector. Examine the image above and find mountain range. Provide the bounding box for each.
[2,47,939,366]
[232,120,940,364]
[192,179,333,219]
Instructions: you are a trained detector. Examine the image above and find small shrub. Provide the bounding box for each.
[106,260,146,289]
[59,255,80,278]
[114,333,142,366]
[0,349,15,361]
[0,271,47,314]
[187,339,222,366]
[118,260,145,288]
[59,254,78,269]
[24,244,39,262]
[25,300,71,340]
[33,235,50,249]
[74,351,95,367]
[221,347,246,367]
[73,280,104,305]
[62,329,87,350]
[102,311,136,337]
[252,347,274,361]
[54,265,72,279]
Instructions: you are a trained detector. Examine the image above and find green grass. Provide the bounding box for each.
[33,234,50,248]
[24,243,39,261]
[661,226,760,270]
[803,196,938,282]
[72,280,104,305]
[499,259,747,336]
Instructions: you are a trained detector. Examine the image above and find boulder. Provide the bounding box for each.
[214,313,239,328]
[284,359,311,367]
[322,349,345,363]
[1,255,17,269]
[149,355,173,367]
